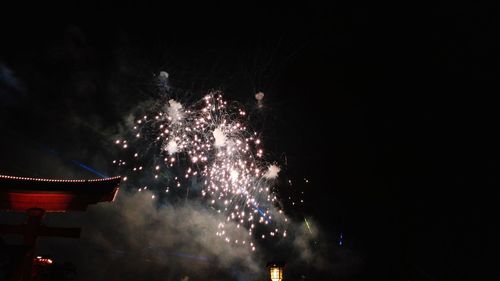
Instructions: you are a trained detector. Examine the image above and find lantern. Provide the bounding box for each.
[267,261,285,281]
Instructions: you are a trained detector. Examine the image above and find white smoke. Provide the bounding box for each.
[255,92,264,101]
[159,71,169,80]
[36,192,358,281]
[78,191,262,280]
[263,164,280,179]
[255,92,265,108]
[212,126,227,148]
[167,99,184,123]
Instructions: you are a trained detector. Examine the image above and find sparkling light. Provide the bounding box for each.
[113,92,290,251]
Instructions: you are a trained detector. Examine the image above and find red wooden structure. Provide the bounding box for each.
[0,174,120,281]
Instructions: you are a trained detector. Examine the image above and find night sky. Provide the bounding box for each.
[1,3,498,281]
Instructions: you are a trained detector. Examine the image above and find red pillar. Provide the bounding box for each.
[9,208,45,281]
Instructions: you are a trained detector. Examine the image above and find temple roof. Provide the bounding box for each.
[0,174,120,212]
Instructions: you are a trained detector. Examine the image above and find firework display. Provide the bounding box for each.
[113,90,291,251]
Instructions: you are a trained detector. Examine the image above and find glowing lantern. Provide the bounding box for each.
[267,262,285,281]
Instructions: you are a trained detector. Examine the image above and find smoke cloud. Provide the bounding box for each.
[255,92,264,109]
[263,164,280,179]
[33,190,358,281]
[40,191,264,281]
[167,99,184,123]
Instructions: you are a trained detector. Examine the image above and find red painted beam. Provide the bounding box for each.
[0,175,120,212]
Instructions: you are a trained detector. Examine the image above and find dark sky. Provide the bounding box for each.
[1,3,498,281]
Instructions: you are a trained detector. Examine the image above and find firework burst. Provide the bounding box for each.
[113,90,290,251]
